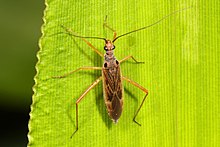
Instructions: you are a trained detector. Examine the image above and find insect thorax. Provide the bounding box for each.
[103,50,119,70]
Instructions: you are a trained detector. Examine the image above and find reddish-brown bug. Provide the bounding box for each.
[53,7,191,138]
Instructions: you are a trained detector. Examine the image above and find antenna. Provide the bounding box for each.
[112,6,192,42]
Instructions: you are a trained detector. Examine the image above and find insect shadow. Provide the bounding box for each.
[95,84,113,129]
[70,37,95,63]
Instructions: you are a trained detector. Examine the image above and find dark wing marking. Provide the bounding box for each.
[103,66,122,102]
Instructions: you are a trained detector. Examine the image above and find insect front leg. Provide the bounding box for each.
[119,55,144,64]
[52,67,102,78]
[71,76,102,138]
[80,38,104,57]
[103,16,117,40]
[122,76,148,126]
[61,25,104,57]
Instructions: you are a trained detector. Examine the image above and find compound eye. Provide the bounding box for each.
[104,62,107,67]
[112,45,115,50]
[104,46,108,51]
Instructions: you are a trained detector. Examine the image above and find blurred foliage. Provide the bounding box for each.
[0,0,44,110]
[0,0,44,146]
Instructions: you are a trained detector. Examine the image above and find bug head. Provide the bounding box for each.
[104,40,115,51]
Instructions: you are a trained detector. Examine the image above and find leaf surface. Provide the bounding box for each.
[28,0,220,146]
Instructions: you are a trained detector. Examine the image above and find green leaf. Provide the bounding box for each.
[28,0,220,146]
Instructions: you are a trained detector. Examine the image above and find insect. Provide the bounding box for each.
[53,7,191,138]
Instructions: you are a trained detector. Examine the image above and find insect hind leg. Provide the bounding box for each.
[122,76,148,126]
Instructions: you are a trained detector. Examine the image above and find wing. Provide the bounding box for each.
[102,66,123,122]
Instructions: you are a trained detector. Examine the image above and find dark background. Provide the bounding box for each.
[0,0,44,146]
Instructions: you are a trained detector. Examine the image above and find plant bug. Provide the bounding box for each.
[53,7,191,138]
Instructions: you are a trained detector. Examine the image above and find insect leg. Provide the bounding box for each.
[80,38,104,57]
[61,25,104,57]
[122,76,148,126]
[119,55,144,64]
[103,16,117,40]
[52,67,102,78]
[71,76,102,138]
